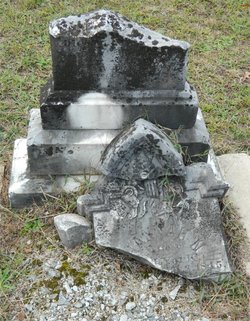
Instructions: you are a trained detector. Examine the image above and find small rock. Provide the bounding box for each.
[54,213,93,249]
[58,292,69,306]
[169,284,182,300]
[120,315,128,321]
[108,298,117,306]
[74,302,83,308]
[24,304,33,312]
[125,302,136,311]
[63,281,72,294]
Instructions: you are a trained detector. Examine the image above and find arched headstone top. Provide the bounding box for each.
[100,118,186,180]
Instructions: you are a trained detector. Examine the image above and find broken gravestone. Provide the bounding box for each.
[9,9,209,207]
[8,10,232,281]
[78,119,232,280]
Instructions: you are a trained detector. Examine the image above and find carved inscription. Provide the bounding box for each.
[83,177,232,279]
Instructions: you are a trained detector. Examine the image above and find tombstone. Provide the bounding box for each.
[41,10,198,130]
[8,9,232,280]
[77,119,232,280]
[9,9,211,207]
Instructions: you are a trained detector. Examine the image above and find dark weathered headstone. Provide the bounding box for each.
[40,10,198,130]
[49,10,189,91]
[78,119,232,280]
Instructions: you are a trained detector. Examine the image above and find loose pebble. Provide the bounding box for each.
[22,251,212,321]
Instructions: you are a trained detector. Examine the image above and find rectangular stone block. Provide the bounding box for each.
[27,109,117,175]
[27,108,210,175]
[8,139,98,208]
[40,81,198,130]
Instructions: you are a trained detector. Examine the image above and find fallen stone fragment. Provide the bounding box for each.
[54,213,93,249]
[80,119,232,280]
[169,281,183,300]
[100,118,186,180]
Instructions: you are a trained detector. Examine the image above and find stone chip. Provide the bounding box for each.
[54,213,93,248]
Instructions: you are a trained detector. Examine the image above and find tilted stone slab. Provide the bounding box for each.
[77,118,231,280]
[41,10,198,130]
[79,176,232,280]
[8,139,98,208]
[100,118,186,180]
[27,109,210,175]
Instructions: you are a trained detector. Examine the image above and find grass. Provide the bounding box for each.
[0,0,249,159]
[0,0,249,320]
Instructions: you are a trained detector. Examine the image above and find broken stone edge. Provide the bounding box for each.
[49,9,190,51]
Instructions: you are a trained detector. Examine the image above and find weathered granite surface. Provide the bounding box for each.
[41,10,198,130]
[78,119,232,280]
[8,139,98,208]
[49,10,189,91]
[54,213,93,248]
[41,82,198,130]
[100,118,186,180]
[79,177,232,280]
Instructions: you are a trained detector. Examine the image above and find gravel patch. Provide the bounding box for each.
[16,246,217,321]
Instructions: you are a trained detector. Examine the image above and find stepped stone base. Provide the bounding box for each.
[8,138,223,209]
[41,82,198,130]
[27,108,209,175]
[8,139,98,208]
[9,107,212,207]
